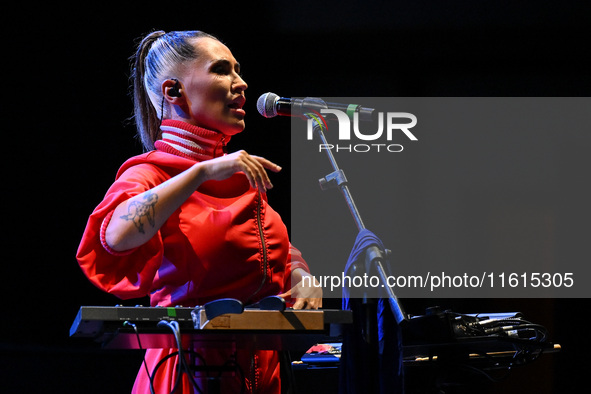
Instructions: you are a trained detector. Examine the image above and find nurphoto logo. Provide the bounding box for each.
[306,108,418,153]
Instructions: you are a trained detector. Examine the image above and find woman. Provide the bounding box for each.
[77,30,321,393]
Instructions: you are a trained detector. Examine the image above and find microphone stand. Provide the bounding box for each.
[303,111,407,393]
[304,112,407,324]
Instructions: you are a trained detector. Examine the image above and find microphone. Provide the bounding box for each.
[257,92,374,122]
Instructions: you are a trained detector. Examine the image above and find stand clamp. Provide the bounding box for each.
[319,169,348,190]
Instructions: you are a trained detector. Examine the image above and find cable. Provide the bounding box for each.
[156,321,187,393]
[178,345,202,392]
[149,351,183,393]
[219,355,246,394]
[169,321,184,393]
[135,319,249,394]
[124,321,156,394]
[157,320,204,394]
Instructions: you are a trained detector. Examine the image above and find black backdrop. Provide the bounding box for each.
[4,1,590,393]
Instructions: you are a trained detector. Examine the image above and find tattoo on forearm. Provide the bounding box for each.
[120,191,159,234]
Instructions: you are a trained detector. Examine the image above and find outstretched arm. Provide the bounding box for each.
[104,150,281,252]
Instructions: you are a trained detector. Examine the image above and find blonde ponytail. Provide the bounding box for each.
[130,30,217,151]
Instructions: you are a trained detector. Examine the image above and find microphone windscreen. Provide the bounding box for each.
[257,92,279,118]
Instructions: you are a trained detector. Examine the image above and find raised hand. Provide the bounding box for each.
[200,150,282,193]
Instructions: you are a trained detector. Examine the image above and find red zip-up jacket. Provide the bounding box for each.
[77,145,309,393]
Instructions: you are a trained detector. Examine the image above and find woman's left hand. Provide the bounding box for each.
[278,268,323,310]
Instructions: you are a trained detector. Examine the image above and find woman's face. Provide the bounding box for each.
[175,37,248,135]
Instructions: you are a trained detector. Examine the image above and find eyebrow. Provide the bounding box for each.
[211,59,241,73]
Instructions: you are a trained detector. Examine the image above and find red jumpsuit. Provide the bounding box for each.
[77,120,309,393]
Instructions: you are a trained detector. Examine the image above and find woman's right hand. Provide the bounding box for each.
[200,150,282,193]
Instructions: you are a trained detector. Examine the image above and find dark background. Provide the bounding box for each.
[4,1,590,392]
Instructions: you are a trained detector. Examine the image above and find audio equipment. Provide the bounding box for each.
[168,78,181,97]
[70,305,352,351]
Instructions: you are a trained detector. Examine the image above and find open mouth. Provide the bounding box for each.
[228,97,246,116]
[228,95,246,109]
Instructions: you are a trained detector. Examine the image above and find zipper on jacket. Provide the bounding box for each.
[247,191,268,303]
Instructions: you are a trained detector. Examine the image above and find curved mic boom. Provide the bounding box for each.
[257,92,374,121]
